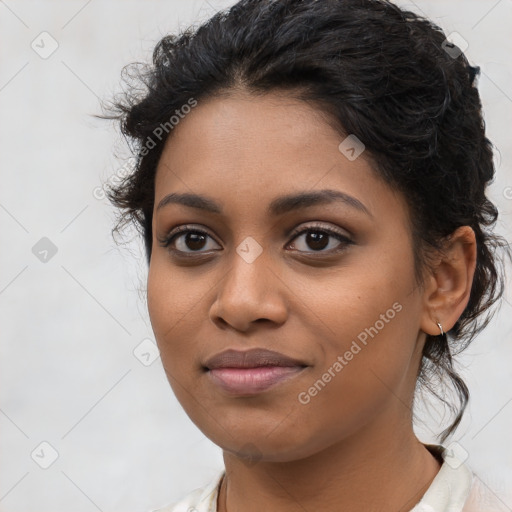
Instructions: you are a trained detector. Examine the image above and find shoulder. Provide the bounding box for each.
[149,471,224,512]
[411,444,510,512]
[463,475,510,512]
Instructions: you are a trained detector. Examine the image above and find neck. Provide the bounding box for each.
[217,415,442,512]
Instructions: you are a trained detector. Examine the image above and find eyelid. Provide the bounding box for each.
[287,221,351,242]
[158,224,220,247]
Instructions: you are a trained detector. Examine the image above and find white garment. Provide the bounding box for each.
[149,445,509,512]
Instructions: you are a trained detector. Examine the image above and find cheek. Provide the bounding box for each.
[296,246,420,405]
[147,259,206,367]
[291,241,415,358]
[291,299,419,453]
[146,261,213,415]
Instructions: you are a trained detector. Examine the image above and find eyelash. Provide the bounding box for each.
[158,222,354,258]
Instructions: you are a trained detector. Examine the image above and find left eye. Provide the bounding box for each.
[287,227,352,253]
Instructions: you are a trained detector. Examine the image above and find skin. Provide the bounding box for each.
[147,90,477,512]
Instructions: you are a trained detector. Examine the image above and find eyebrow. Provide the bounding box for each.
[156,189,372,218]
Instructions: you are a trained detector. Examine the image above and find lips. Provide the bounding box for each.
[203,348,308,395]
[203,348,307,370]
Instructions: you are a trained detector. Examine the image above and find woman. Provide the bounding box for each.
[100,0,510,510]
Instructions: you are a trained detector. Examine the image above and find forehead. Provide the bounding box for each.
[154,91,408,224]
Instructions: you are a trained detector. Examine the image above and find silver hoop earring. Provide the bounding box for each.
[436,322,444,336]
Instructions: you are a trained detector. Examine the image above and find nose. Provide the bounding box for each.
[209,249,288,332]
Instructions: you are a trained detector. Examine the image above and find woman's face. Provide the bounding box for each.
[148,91,429,462]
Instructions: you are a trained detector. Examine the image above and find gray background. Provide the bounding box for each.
[0,1,511,511]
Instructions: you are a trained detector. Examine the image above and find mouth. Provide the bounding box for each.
[203,348,308,396]
[206,365,306,395]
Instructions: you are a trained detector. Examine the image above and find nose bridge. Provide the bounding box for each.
[223,238,272,301]
[210,238,287,328]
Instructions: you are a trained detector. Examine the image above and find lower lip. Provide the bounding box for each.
[207,366,305,395]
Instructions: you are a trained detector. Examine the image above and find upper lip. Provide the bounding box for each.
[203,348,307,370]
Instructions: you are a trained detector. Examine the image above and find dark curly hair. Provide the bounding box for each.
[98,0,510,442]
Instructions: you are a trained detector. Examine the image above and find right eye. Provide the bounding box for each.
[159,225,222,255]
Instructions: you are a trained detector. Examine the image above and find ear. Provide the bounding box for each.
[420,226,477,336]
